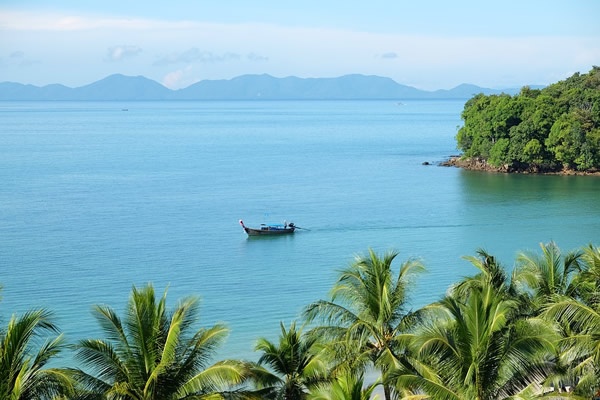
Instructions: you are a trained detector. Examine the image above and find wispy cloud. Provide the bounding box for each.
[2,9,599,89]
[0,51,41,67]
[247,52,269,62]
[154,49,241,66]
[380,52,398,59]
[105,45,142,62]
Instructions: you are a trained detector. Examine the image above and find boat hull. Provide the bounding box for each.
[243,227,295,236]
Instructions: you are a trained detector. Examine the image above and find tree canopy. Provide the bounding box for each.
[457,66,600,171]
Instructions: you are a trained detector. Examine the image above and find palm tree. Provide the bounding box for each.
[72,284,250,399]
[308,372,379,400]
[0,307,74,399]
[542,244,600,397]
[253,321,327,400]
[515,242,582,307]
[389,284,558,399]
[304,249,425,400]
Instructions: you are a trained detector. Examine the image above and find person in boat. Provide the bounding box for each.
[284,220,287,229]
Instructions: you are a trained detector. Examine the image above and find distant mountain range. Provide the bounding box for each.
[0,74,544,101]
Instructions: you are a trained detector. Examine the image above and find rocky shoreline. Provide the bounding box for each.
[439,156,600,176]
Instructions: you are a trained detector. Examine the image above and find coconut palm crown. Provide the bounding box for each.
[308,372,379,400]
[542,244,600,397]
[73,284,250,400]
[0,306,74,399]
[389,283,558,400]
[253,321,327,400]
[303,249,425,400]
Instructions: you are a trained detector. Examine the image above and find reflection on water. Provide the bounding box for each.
[459,170,599,201]
[244,233,297,242]
[454,170,600,265]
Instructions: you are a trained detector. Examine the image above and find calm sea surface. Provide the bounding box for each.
[1,100,599,361]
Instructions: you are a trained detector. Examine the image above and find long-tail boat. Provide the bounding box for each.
[239,220,295,236]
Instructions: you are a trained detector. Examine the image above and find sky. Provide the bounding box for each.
[1,0,599,90]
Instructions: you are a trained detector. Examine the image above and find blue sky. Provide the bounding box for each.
[1,0,599,89]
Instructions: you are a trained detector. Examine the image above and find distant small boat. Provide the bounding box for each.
[239,220,295,236]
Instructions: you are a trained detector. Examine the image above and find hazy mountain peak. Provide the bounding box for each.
[0,74,532,101]
[452,83,483,90]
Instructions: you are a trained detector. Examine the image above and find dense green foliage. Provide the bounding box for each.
[308,373,379,400]
[1,243,600,399]
[71,285,252,399]
[457,67,600,170]
[0,306,74,399]
[253,322,327,399]
[304,250,425,400]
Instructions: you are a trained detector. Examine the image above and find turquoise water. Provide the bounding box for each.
[1,100,599,360]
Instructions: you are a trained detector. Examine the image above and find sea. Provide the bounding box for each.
[1,100,599,362]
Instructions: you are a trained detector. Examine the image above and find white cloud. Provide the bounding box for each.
[162,65,199,89]
[105,45,142,62]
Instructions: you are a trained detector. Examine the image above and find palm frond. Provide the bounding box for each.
[178,359,250,396]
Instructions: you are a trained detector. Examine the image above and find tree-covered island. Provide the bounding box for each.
[449,66,600,173]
